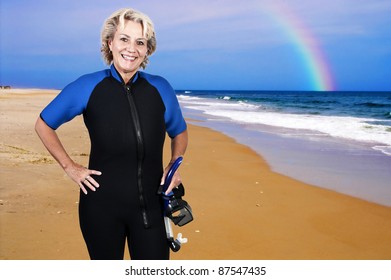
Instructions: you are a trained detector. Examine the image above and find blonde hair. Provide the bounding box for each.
[101,8,156,68]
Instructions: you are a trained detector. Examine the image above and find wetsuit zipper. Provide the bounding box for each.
[124,84,150,228]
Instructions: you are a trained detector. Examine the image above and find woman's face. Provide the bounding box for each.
[109,20,148,83]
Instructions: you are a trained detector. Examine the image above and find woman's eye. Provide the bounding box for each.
[120,37,128,42]
[137,40,145,46]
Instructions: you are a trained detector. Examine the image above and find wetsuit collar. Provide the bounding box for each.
[110,64,139,85]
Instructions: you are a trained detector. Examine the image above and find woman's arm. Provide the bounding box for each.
[35,117,101,194]
[161,129,188,194]
[170,129,188,164]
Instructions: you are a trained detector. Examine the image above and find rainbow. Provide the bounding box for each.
[264,2,336,91]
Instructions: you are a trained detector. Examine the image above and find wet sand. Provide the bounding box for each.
[1,89,391,260]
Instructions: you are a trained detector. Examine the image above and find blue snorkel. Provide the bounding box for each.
[161,156,183,211]
[158,156,193,252]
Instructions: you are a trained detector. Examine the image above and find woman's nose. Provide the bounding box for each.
[126,40,136,52]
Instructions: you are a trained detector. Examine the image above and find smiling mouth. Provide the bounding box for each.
[121,54,136,61]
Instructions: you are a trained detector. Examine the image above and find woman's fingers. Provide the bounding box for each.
[82,178,97,192]
[165,172,182,195]
[79,181,88,195]
[78,169,102,194]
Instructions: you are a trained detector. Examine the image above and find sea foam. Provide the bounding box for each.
[178,95,391,153]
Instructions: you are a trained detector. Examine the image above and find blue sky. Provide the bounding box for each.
[1,0,390,91]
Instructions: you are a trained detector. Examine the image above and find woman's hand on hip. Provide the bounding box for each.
[64,162,102,195]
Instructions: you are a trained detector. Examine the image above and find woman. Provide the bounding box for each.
[35,8,188,260]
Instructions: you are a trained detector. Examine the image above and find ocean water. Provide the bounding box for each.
[177,90,391,207]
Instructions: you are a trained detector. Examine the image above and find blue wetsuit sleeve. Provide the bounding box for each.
[40,71,107,129]
[142,73,187,138]
[161,80,187,138]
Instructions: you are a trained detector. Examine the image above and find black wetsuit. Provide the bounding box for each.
[40,65,187,259]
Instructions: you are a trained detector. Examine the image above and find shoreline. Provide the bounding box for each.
[1,90,391,260]
[181,105,391,207]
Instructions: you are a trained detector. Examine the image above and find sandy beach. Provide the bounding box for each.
[1,89,391,260]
